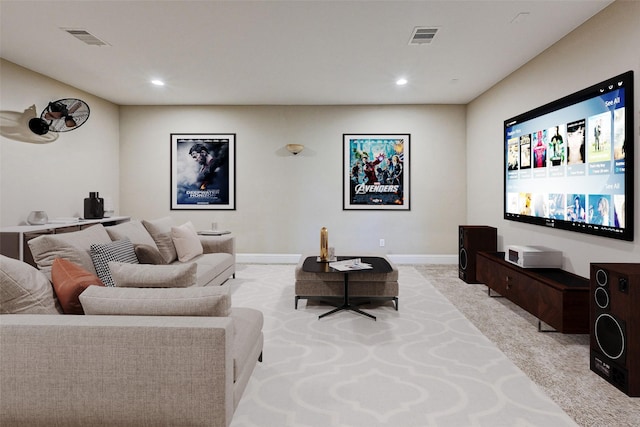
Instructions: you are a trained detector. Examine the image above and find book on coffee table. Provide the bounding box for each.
[49,217,82,224]
[198,230,231,236]
[329,258,372,271]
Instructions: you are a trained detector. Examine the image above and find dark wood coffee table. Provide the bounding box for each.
[301,256,392,321]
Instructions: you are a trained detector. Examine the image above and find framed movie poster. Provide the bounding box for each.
[343,133,410,210]
[171,133,236,210]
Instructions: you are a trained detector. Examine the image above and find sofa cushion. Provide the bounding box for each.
[105,220,158,249]
[171,221,203,262]
[142,216,178,264]
[79,285,231,316]
[27,224,112,279]
[134,244,167,265]
[90,238,139,287]
[187,253,235,286]
[51,258,105,314]
[108,262,197,288]
[0,254,61,314]
[199,234,235,256]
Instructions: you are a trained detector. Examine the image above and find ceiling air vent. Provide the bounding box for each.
[409,27,439,45]
[61,28,110,46]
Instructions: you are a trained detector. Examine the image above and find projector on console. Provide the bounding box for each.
[505,245,562,268]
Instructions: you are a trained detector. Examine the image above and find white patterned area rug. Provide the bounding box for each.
[229,264,577,427]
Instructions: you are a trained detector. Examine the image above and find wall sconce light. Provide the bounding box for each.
[286,144,304,155]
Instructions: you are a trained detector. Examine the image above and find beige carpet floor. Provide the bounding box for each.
[415,264,639,427]
[227,263,606,427]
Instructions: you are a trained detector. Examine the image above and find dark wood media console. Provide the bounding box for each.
[476,251,589,334]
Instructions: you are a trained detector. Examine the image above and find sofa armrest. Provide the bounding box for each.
[0,314,234,427]
[200,235,235,257]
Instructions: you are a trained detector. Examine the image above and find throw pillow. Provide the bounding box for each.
[171,221,203,262]
[105,220,159,249]
[51,258,105,314]
[79,285,231,317]
[27,223,112,279]
[0,254,61,314]
[90,238,138,287]
[108,262,197,288]
[142,216,178,264]
[134,244,167,265]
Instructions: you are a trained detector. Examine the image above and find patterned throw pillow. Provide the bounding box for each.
[90,238,138,287]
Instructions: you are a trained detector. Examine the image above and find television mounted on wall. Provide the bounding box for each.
[504,71,634,241]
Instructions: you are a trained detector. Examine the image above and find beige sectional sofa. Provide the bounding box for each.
[0,217,263,427]
[27,217,236,287]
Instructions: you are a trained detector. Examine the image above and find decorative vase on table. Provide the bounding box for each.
[320,227,329,262]
[84,192,104,219]
[27,211,48,225]
[103,196,114,218]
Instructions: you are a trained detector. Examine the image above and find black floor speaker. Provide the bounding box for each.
[590,263,640,397]
[458,225,497,284]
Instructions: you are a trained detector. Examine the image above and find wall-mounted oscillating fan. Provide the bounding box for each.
[28,98,90,135]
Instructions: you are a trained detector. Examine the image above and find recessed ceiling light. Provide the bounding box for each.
[396,78,408,86]
[151,79,165,86]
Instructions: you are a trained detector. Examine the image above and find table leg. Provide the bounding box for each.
[318,273,376,321]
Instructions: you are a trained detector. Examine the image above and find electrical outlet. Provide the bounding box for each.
[379,239,385,247]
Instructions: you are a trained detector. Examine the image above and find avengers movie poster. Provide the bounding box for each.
[171,133,236,210]
[343,134,410,210]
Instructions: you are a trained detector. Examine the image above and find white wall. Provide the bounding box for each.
[7,2,634,268]
[466,0,640,277]
[119,104,467,257]
[0,60,120,226]
[1,62,466,260]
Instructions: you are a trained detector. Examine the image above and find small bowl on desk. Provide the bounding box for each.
[27,211,48,225]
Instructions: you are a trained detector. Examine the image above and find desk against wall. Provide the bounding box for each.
[0,216,130,266]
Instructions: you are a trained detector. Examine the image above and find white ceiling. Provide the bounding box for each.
[0,0,613,106]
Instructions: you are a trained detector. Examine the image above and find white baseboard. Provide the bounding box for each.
[237,253,457,265]
[237,254,303,264]
[387,254,457,265]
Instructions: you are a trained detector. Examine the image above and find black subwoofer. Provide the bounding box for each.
[590,263,640,397]
[458,225,497,284]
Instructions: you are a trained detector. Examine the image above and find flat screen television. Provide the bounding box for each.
[504,71,634,241]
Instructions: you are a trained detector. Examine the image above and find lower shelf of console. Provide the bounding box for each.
[476,251,589,334]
